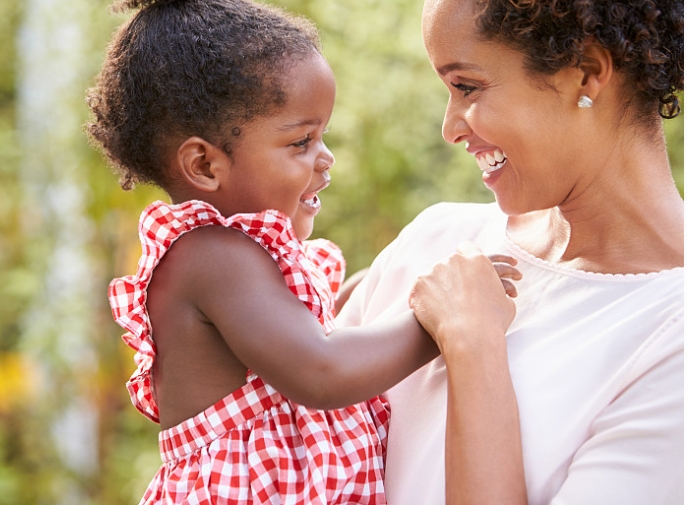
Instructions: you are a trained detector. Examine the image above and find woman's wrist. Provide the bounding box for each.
[435,319,506,359]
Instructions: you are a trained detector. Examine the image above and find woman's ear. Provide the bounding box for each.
[577,41,614,102]
[176,136,230,193]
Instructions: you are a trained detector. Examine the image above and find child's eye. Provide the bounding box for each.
[452,82,477,97]
[292,135,313,149]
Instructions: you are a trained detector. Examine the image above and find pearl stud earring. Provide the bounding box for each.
[577,95,593,108]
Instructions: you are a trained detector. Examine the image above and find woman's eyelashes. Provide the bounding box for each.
[451,82,477,97]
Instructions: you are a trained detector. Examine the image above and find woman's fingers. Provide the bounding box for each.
[489,254,522,297]
[487,254,518,266]
[501,279,518,298]
[409,242,520,343]
[492,262,522,281]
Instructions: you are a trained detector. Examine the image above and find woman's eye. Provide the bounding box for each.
[452,82,477,97]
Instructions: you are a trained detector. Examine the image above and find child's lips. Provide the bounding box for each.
[300,176,331,205]
[300,194,320,208]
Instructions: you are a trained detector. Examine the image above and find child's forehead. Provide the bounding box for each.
[269,55,336,120]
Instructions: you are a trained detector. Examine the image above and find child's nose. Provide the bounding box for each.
[317,144,335,172]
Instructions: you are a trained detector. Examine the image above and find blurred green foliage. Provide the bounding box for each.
[0,0,682,504]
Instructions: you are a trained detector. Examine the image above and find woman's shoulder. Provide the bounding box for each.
[396,201,502,245]
[411,200,499,223]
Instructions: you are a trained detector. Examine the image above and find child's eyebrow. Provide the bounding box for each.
[277,119,323,131]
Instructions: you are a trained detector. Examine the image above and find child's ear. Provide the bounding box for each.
[576,41,613,102]
[177,136,230,192]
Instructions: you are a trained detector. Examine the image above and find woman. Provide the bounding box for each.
[337,0,684,504]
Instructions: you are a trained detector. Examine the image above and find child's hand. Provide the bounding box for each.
[408,242,520,351]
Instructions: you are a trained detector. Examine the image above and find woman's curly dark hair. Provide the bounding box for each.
[86,0,321,190]
[475,0,683,120]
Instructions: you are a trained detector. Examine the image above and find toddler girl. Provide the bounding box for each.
[87,0,517,504]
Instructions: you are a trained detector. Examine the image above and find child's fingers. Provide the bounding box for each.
[492,263,522,281]
[502,279,518,298]
[488,254,518,266]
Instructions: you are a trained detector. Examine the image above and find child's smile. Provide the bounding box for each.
[299,171,330,211]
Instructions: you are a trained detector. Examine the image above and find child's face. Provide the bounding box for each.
[222,52,336,240]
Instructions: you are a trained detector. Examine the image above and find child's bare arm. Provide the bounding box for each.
[181,226,437,410]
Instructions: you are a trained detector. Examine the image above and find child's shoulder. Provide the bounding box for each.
[169,222,270,267]
[140,199,301,263]
[139,200,287,291]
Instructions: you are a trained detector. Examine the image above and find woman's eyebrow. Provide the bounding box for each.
[436,61,481,76]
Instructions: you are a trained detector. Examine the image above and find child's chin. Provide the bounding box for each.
[294,222,314,241]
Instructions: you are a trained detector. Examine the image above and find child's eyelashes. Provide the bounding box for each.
[451,82,477,97]
[289,125,332,151]
[291,127,330,150]
[292,135,313,149]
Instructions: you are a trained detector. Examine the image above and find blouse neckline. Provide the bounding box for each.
[495,211,685,281]
[503,235,683,281]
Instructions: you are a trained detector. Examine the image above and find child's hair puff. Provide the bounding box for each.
[87,0,321,190]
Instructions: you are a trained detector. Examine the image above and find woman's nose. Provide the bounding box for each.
[442,97,470,144]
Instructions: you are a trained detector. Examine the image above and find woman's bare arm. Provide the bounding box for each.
[410,242,527,505]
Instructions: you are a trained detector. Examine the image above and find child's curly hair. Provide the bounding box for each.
[86,0,321,190]
[476,0,683,120]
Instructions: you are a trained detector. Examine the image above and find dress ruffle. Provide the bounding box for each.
[108,200,345,422]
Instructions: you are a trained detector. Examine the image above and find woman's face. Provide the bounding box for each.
[422,0,594,215]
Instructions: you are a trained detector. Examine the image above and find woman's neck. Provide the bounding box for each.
[507,143,684,274]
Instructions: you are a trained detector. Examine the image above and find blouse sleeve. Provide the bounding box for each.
[551,313,684,505]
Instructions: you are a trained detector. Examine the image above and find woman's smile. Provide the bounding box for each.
[475,148,507,174]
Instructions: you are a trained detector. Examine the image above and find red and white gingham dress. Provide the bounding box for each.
[109,200,390,505]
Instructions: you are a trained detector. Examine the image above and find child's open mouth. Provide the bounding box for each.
[300,194,321,209]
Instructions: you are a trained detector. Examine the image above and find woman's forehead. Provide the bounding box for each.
[422,0,482,64]
[422,0,477,45]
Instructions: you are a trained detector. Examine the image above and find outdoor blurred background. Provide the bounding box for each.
[0,0,682,503]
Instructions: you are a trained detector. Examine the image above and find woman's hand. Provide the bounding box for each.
[410,242,527,505]
[408,242,520,352]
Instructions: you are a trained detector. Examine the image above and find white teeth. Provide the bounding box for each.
[301,194,319,207]
[476,148,507,174]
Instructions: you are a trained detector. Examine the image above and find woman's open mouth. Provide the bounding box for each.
[476,148,507,174]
